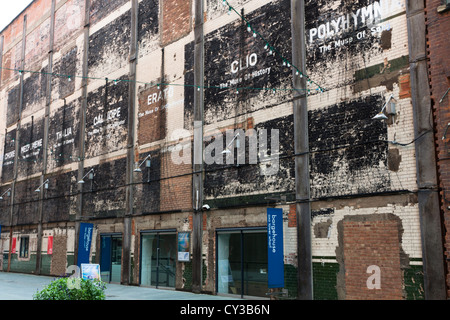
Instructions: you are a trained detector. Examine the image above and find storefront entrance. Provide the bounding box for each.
[216,228,268,298]
[99,234,122,283]
[140,231,176,288]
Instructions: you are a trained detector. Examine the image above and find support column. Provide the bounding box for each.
[406,0,446,300]
[192,0,205,294]
[7,14,27,273]
[291,0,313,300]
[36,0,56,275]
[122,0,139,286]
[75,0,91,268]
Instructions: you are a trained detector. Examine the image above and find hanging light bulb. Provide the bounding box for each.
[247,24,251,32]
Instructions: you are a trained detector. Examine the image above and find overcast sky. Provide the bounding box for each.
[0,1,34,32]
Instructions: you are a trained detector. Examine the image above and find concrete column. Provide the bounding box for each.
[36,0,56,275]
[75,0,91,268]
[291,0,313,300]
[406,0,446,300]
[192,0,205,294]
[7,14,27,273]
[122,0,139,286]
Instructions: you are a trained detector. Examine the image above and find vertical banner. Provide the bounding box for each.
[267,208,284,288]
[47,236,53,255]
[11,237,16,254]
[77,223,93,267]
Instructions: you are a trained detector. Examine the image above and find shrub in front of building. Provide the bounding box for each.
[33,277,107,300]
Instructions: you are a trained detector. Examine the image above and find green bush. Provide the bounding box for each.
[33,277,107,300]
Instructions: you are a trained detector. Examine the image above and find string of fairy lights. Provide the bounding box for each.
[221,0,324,94]
[0,0,325,95]
[0,0,327,166]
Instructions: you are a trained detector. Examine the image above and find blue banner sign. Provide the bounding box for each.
[77,223,94,267]
[267,208,284,288]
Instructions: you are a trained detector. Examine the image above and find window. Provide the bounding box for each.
[216,228,268,298]
[19,236,29,258]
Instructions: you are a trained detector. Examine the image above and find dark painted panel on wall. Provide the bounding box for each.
[309,94,390,198]
[134,150,161,215]
[90,0,129,25]
[13,178,40,225]
[42,170,78,223]
[17,117,45,178]
[184,0,293,127]
[0,185,12,225]
[47,98,81,170]
[81,157,127,219]
[7,85,20,127]
[203,94,390,201]
[85,77,129,158]
[52,46,77,99]
[88,9,131,75]
[22,67,48,118]
[138,0,159,57]
[204,115,295,199]
[2,129,16,183]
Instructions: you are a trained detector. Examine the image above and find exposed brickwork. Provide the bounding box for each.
[159,150,192,212]
[425,0,450,298]
[162,0,192,46]
[0,0,441,300]
[342,217,403,300]
[50,234,67,276]
[137,86,167,145]
[288,204,296,228]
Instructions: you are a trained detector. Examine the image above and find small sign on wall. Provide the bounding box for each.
[178,232,190,262]
[47,236,53,255]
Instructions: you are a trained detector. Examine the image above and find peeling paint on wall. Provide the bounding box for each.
[47,99,80,170]
[85,77,128,158]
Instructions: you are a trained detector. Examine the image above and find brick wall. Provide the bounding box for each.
[159,149,192,212]
[161,0,191,46]
[341,215,403,300]
[425,0,450,298]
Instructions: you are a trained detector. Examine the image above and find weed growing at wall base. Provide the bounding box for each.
[33,277,107,300]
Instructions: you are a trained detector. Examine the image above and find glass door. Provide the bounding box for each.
[140,231,176,288]
[100,234,122,283]
[216,228,268,298]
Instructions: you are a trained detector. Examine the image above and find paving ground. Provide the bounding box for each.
[0,271,241,300]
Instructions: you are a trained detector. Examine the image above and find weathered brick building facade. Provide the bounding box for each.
[426,0,450,298]
[0,0,447,299]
